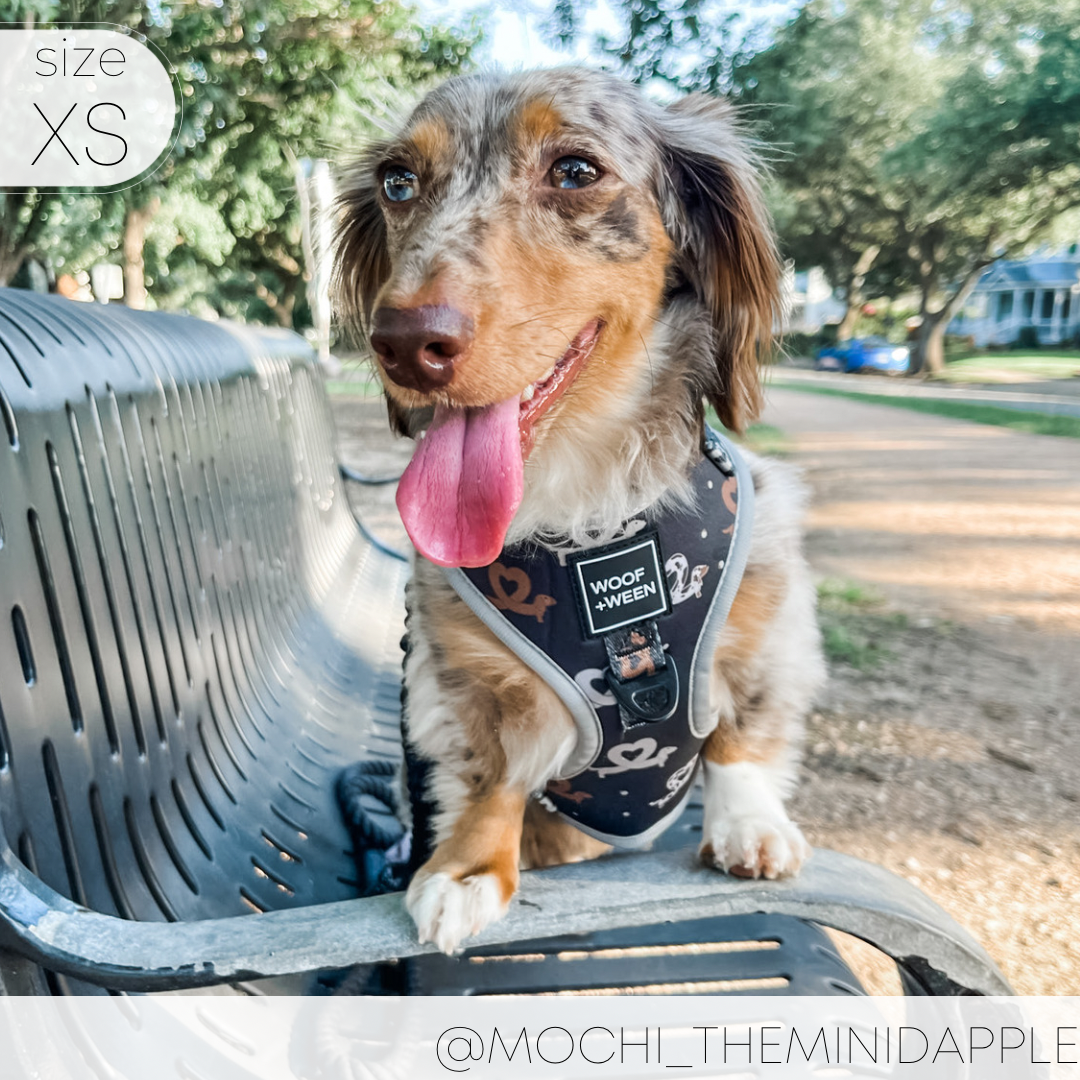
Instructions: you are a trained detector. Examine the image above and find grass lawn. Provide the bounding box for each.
[326,377,383,397]
[936,352,1080,384]
[326,360,383,397]
[734,421,790,456]
[777,382,1080,439]
[816,578,907,670]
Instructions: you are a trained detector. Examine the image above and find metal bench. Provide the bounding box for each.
[0,288,1010,996]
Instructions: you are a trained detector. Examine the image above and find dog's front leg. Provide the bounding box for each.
[405,785,526,954]
[697,550,821,881]
[402,563,577,953]
[698,752,809,880]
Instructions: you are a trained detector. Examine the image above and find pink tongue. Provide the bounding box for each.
[396,396,524,567]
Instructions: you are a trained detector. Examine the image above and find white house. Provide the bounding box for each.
[949,251,1080,347]
[781,264,846,333]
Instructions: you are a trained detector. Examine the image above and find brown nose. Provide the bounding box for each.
[369,305,473,392]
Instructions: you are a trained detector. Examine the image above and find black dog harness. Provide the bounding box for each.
[444,428,755,848]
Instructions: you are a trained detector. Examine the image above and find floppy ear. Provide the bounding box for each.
[333,144,391,335]
[656,95,781,433]
[334,146,412,436]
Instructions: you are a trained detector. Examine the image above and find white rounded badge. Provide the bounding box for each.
[0,26,179,189]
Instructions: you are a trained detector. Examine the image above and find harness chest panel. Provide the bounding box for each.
[446,432,753,847]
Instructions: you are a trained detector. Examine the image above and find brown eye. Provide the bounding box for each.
[550,155,601,189]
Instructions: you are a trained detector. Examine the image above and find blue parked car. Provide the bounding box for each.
[815,336,911,374]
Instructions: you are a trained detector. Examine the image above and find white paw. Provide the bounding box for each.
[405,870,510,954]
[700,812,810,879]
[699,759,809,880]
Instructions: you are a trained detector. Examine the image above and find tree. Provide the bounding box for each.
[0,192,49,287]
[1,0,476,320]
[732,0,950,340]
[887,3,1080,370]
[0,0,146,288]
[571,0,953,342]
[134,0,475,323]
[584,0,1080,370]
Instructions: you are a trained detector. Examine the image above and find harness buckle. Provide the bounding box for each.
[603,620,680,725]
[605,661,680,724]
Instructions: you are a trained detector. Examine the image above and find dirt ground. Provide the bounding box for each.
[331,389,1080,995]
[764,386,1080,995]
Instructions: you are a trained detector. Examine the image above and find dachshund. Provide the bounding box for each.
[333,67,825,954]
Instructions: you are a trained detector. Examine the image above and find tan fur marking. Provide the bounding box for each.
[704,732,788,767]
[720,567,786,668]
[704,565,789,766]
[520,801,611,869]
[422,786,526,904]
[413,559,576,817]
[406,118,453,165]
[514,98,566,143]
[424,570,543,792]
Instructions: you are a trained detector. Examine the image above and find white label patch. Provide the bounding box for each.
[570,533,671,637]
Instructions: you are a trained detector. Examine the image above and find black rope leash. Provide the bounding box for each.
[336,759,411,897]
[336,622,436,897]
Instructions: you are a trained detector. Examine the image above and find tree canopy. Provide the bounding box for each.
[0,0,476,324]
[9,0,1080,368]
[586,0,1080,370]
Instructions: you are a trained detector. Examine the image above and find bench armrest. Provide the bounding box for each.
[0,845,1010,994]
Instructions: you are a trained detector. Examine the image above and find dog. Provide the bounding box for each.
[333,67,825,955]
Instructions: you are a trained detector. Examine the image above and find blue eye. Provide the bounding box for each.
[383,166,418,202]
[550,156,601,189]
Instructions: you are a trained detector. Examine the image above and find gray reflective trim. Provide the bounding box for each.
[688,432,757,739]
[442,567,603,778]
[556,782,698,850]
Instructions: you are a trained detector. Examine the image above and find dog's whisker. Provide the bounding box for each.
[505,311,566,331]
[643,311,686,334]
[638,330,656,393]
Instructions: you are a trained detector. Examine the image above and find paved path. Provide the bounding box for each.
[772,367,1080,419]
[762,386,1080,633]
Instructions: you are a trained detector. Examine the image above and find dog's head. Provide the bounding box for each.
[334,68,779,567]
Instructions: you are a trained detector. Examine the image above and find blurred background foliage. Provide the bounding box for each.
[0,0,476,323]
[561,0,1080,372]
[2,0,1079,373]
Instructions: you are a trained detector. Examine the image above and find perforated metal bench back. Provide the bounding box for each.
[0,289,407,928]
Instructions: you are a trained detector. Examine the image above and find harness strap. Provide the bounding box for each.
[603,620,679,727]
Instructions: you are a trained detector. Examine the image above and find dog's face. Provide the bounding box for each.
[335,69,779,568]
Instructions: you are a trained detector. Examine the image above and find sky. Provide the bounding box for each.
[413,0,800,81]
[414,0,621,69]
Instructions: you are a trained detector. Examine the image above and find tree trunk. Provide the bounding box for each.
[912,260,990,375]
[0,252,22,288]
[836,244,881,341]
[122,197,160,309]
[276,291,296,328]
[0,191,46,287]
[920,314,948,374]
[836,298,861,341]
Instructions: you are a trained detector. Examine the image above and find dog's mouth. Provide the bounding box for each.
[517,318,604,457]
[395,318,604,568]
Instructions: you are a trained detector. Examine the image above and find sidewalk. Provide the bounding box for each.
[762,386,1080,632]
[770,366,1080,419]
